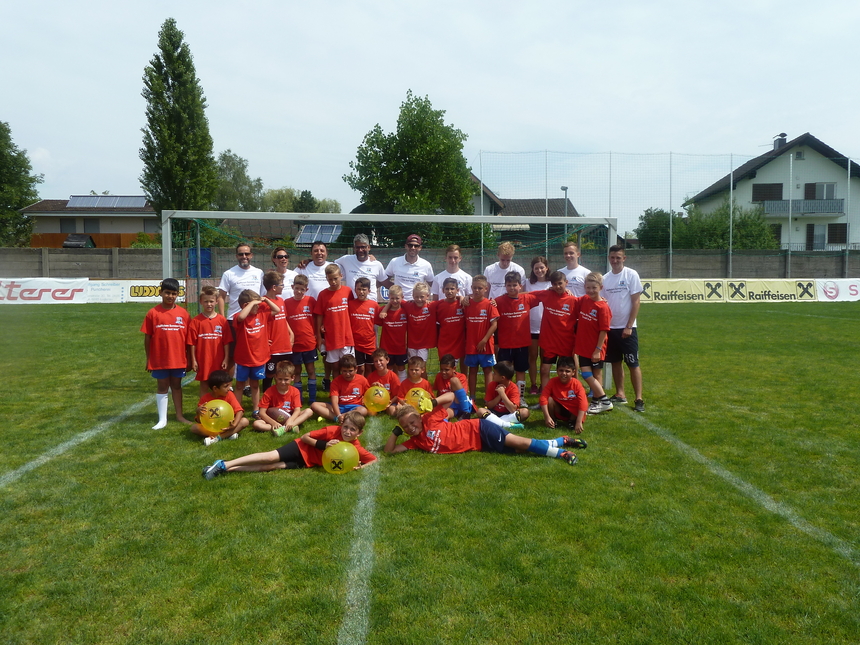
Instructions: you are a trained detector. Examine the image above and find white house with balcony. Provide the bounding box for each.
[684,133,859,250]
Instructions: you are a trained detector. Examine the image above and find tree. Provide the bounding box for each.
[139,18,217,245]
[0,121,42,247]
[342,90,477,246]
[316,198,341,213]
[293,189,318,213]
[212,150,263,212]
[676,201,779,250]
[634,208,675,249]
[262,187,297,213]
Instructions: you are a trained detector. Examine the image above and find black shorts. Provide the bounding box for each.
[266,353,293,377]
[389,353,408,368]
[605,328,639,367]
[354,351,373,367]
[577,356,604,370]
[276,440,308,467]
[540,352,558,365]
[497,346,529,373]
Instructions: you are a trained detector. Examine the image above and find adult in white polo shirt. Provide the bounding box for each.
[295,241,333,298]
[335,233,387,300]
[431,243,472,300]
[484,241,526,299]
[382,233,434,301]
[558,241,590,297]
[217,243,265,320]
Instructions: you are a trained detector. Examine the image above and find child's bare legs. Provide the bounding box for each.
[528,338,540,391]
[249,379,260,412]
[482,366,493,392]
[191,417,249,438]
[198,381,208,398]
[224,450,286,473]
[311,401,336,420]
[286,408,314,430]
[168,376,190,424]
[540,362,552,392]
[468,367,478,400]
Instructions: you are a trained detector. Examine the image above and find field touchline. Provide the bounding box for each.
[0,376,196,490]
[621,408,860,569]
[337,415,383,645]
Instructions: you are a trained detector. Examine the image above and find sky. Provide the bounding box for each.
[4,0,860,236]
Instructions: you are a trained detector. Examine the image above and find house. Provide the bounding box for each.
[21,195,158,248]
[684,133,859,250]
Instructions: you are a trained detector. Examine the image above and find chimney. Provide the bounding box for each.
[774,133,787,150]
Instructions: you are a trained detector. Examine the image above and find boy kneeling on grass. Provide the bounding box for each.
[202,410,376,479]
[191,370,250,445]
[384,383,585,465]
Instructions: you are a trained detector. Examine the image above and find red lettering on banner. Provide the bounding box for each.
[0,281,86,303]
[850,285,859,296]
[0,281,23,300]
[52,288,84,300]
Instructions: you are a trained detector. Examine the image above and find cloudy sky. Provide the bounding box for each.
[4,0,859,235]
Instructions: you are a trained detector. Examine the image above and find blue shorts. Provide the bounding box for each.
[497,346,529,373]
[478,419,515,454]
[464,353,496,368]
[340,403,360,414]
[236,364,266,381]
[151,368,186,379]
[288,349,319,366]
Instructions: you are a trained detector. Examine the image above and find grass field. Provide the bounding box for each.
[1,301,859,644]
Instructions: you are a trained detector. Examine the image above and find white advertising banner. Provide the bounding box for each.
[816,279,860,302]
[0,278,89,304]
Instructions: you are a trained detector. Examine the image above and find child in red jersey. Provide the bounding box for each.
[463,275,499,398]
[202,410,376,479]
[484,360,530,423]
[141,278,191,429]
[402,282,437,368]
[190,370,249,445]
[435,277,466,369]
[493,271,540,399]
[576,272,614,416]
[531,271,579,391]
[433,353,473,419]
[188,285,233,398]
[348,277,378,375]
[283,274,319,404]
[393,355,432,410]
[539,357,588,434]
[253,361,314,435]
[234,289,280,417]
[314,264,355,380]
[384,382,585,464]
[368,348,400,416]
[376,285,408,381]
[310,354,370,422]
[261,271,295,392]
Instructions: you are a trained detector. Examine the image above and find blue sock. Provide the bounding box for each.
[308,379,317,403]
[295,382,304,404]
[551,436,566,447]
[527,439,559,458]
[453,388,471,414]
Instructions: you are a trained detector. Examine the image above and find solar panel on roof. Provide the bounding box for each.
[295,224,343,244]
[67,195,148,208]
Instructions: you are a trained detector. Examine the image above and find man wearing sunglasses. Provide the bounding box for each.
[381,233,434,301]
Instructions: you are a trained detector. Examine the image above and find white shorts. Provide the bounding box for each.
[325,346,355,364]
[407,348,429,361]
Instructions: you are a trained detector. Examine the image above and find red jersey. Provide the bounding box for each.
[532,290,578,358]
[295,425,377,468]
[539,377,589,417]
[314,286,354,351]
[331,374,369,406]
[403,300,437,350]
[187,312,232,381]
[283,295,317,352]
[485,379,520,413]
[348,298,379,354]
[368,368,401,394]
[494,292,538,349]
[141,304,191,370]
[198,390,243,416]
[396,378,432,401]
[233,309,271,367]
[377,306,408,355]
[260,385,302,415]
[574,296,611,360]
[433,371,469,396]
[265,296,293,355]
[435,299,466,360]
[464,298,498,355]
[402,405,482,454]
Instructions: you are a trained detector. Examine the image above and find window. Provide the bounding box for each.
[769,223,782,243]
[751,183,783,202]
[804,183,836,200]
[795,151,805,160]
[60,218,76,234]
[83,218,100,234]
[828,223,848,244]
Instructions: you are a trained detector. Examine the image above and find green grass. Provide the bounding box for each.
[1,302,859,644]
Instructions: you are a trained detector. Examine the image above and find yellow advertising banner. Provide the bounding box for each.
[724,280,816,302]
[640,279,726,303]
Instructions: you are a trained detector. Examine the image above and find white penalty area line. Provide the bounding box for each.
[0,376,195,490]
[620,408,860,569]
[762,309,858,321]
[337,416,383,645]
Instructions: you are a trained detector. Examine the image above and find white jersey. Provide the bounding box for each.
[524,279,551,334]
[335,254,387,300]
[559,265,591,297]
[431,268,472,299]
[384,255,434,301]
[296,261,333,299]
[602,266,643,329]
[483,261,526,299]
[217,264,265,320]
[280,268,298,293]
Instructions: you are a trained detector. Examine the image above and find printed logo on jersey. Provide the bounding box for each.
[175,317,185,325]
[517,303,524,311]
[562,304,570,311]
[214,325,223,334]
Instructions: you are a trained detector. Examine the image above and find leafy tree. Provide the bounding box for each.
[342,90,477,246]
[139,18,217,245]
[294,189,318,213]
[634,208,675,249]
[676,201,779,250]
[0,121,42,247]
[316,198,341,213]
[262,187,297,213]
[212,150,263,212]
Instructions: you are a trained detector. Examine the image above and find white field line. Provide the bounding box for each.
[621,407,860,568]
[0,376,195,489]
[762,309,858,321]
[337,416,383,645]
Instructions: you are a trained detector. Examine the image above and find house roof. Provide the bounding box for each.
[21,196,155,215]
[684,132,860,206]
[498,197,579,218]
[470,172,505,211]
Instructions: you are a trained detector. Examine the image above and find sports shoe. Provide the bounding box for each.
[243,386,252,398]
[634,399,645,412]
[609,394,627,404]
[529,385,539,396]
[272,426,287,437]
[562,436,588,450]
[598,399,614,412]
[529,403,541,410]
[322,378,331,391]
[587,402,604,415]
[204,436,221,446]
[560,450,578,466]
[508,422,524,431]
[202,459,226,480]
[227,433,239,440]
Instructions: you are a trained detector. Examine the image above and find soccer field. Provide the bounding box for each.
[1,302,859,644]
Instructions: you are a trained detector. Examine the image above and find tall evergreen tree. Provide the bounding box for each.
[139,18,217,243]
[0,121,42,247]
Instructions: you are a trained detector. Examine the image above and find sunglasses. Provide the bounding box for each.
[406,243,421,248]
[237,252,252,256]
[274,255,289,259]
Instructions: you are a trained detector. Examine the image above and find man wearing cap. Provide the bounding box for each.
[382,234,434,301]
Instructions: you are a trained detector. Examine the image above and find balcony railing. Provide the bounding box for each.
[763,199,844,215]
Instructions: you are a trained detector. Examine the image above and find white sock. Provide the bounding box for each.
[499,412,519,424]
[153,393,169,429]
[483,412,514,428]
[517,380,526,399]
[398,370,407,382]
